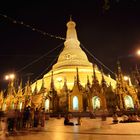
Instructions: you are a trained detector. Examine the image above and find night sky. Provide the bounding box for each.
[0,0,140,89]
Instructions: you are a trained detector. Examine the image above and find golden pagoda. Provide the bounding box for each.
[31,18,116,93]
[1,18,140,115]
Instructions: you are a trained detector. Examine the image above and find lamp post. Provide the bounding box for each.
[4,73,16,110]
[136,49,140,56]
[5,73,15,86]
[5,73,15,81]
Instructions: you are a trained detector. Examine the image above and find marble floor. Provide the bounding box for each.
[1,117,140,140]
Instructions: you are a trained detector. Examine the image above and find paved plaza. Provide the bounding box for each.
[1,117,140,140]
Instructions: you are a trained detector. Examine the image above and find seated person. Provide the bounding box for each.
[129,114,140,122]
[76,117,82,125]
[120,114,129,123]
[64,115,74,126]
[112,113,118,124]
[120,114,140,123]
[128,114,133,122]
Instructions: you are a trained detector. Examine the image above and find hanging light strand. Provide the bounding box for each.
[81,43,115,76]
[31,42,64,83]
[16,42,64,73]
[0,13,65,40]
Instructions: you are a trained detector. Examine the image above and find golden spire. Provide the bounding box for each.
[53,18,92,69]
[117,61,124,81]
[63,77,68,92]
[101,68,107,87]
[87,75,90,87]
[50,71,55,90]
[92,64,99,85]
[33,82,38,95]
[66,17,77,40]
[70,15,72,21]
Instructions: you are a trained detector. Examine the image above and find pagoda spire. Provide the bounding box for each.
[117,61,124,81]
[33,82,38,95]
[41,77,45,89]
[63,77,68,92]
[133,65,140,85]
[40,77,46,93]
[0,90,3,98]
[73,68,82,90]
[7,80,16,96]
[74,76,77,85]
[50,71,55,90]
[66,17,78,40]
[53,18,92,69]
[0,91,4,108]
[101,68,107,87]
[24,79,32,96]
[92,64,99,85]
[128,77,132,86]
[87,75,90,87]
[17,80,23,97]
[70,15,72,21]
[76,67,80,85]
[117,61,122,74]
[116,61,128,89]
[19,80,22,89]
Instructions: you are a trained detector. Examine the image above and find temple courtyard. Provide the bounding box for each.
[1,117,140,140]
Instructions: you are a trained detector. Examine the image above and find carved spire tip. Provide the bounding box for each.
[70,15,72,21]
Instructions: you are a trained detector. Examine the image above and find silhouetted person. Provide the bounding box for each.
[112,113,118,124]
[64,115,74,126]
[76,117,82,125]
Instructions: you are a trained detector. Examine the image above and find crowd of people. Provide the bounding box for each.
[0,106,46,135]
[0,109,84,136]
[112,113,140,124]
[2,107,140,137]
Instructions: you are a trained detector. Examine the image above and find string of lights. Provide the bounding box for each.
[30,42,64,83]
[0,13,66,41]
[32,52,60,83]
[0,13,116,83]
[16,42,64,73]
[81,43,115,76]
[20,42,64,91]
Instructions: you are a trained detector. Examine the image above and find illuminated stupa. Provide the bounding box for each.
[2,18,140,114]
[31,18,116,92]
